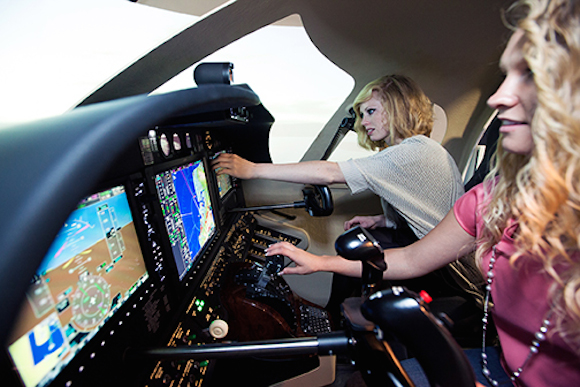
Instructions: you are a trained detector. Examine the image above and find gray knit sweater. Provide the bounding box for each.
[338,135,464,238]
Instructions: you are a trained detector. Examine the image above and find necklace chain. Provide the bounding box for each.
[480,245,552,386]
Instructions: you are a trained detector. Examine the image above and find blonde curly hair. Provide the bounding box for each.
[479,0,580,352]
[352,75,434,151]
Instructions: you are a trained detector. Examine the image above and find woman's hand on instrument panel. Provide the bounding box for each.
[211,153,256,179]
[344,214,386,231]
[266,242,325,276]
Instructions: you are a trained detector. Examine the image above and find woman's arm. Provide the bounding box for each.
[268,242,362,277]
[344,215,386,230]
[211,153,346,185]
[381,210,476,280]
[270,210,476,279]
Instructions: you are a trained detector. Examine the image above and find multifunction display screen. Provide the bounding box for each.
[154,159,216,281]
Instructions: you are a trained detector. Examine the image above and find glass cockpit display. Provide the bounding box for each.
[154,159,216,281]
[217,170,233,199]
[7,185,149,387]
[212,151,234,199]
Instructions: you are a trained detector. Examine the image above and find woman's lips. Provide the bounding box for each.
[499,119,527,132]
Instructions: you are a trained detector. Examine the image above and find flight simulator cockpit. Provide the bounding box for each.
[0,63,476,387]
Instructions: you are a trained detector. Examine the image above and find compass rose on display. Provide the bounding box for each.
[71,275,111,331]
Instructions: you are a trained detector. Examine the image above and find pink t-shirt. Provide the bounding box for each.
[454,183,580,387]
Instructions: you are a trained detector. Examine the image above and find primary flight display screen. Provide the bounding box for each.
[154,159,216,281]
[7,186,149,387]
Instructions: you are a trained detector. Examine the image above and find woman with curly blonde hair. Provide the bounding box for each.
[270,0,580,385]
[480,0,580,362]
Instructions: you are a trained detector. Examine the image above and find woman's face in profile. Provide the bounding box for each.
[487,29,537,155]
[359,92,393,144]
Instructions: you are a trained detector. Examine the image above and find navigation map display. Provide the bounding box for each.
[7,186,149,387]
[154,159,216,281]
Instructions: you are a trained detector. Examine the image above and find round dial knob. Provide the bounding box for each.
[209,319,229,339]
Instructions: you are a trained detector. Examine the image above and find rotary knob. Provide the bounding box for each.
[209,319,229,339]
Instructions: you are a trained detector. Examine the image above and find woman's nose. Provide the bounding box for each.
[487,77,518,111]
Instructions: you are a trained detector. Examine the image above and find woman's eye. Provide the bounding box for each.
[367,108,375,115]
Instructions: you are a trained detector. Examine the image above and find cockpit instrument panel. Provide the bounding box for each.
[7,186,149,387]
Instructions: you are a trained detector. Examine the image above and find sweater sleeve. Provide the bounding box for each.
[337,158,368,194]
[337,136,464,238]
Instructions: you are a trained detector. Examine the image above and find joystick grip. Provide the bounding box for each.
[362,287,476,387]
[335,226,385,271]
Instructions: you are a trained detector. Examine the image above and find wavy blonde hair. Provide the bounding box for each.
[352,75,434,151]
[479,0,580,352]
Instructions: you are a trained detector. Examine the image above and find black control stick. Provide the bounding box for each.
[362,287,477,387]
[335,226,385,296]
[230,184,333,217]
[335,225,476,387]
[125,332,350,361]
